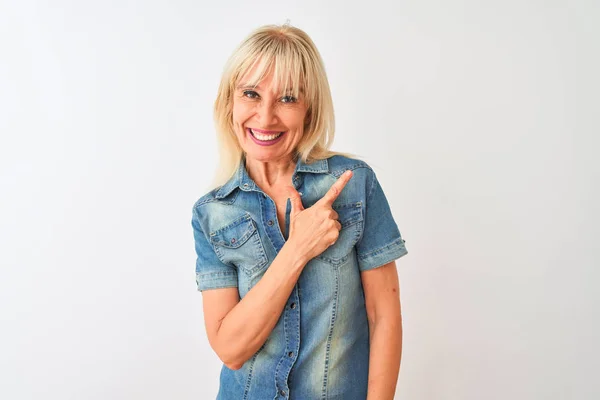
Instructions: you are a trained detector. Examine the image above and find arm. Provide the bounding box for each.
[201,171,355,370]
[202,242,306,370]
[362,261,403,400]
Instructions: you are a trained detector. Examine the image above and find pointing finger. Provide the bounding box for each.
[318,170,353,206]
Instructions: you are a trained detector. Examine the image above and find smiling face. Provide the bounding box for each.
[232,67,308,163]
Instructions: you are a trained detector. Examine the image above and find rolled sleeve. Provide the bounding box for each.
[356,169,408,271]
[191,207,238,292]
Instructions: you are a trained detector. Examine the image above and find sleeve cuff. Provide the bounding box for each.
[357,238,408,272]
[196,271,238,292]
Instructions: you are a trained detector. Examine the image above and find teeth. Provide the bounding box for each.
[251,129,282,141]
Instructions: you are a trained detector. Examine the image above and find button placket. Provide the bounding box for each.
[259,190,286,252]
[274,286,300,398]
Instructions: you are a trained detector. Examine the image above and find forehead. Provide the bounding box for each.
[236,57,302,94]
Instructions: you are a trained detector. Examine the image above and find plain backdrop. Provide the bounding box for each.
[1,0,598,399]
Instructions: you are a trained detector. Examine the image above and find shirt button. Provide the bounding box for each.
[280,390,286,396]
[288,351,293,357]
[290,302,296,309]
[243,183,249,189]
[267,220,274,226]
[298,191,303,196]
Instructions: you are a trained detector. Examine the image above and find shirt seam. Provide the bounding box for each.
[357,237,405,260]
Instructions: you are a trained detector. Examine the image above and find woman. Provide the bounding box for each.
[191,24,408,400]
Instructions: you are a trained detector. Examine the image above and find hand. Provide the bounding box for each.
[286,170,353,264]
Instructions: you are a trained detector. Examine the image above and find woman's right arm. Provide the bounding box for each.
[202,241,306,370]
[201,170,353,370]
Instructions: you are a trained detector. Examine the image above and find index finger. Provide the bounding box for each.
[318,170,353,206]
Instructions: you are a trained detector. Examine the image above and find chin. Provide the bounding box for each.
[244,151,277,162]
[244,148,292,163]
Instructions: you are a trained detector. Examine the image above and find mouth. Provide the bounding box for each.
[247,128,286,145]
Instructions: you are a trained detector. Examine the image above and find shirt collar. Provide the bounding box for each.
[215,155,329,199]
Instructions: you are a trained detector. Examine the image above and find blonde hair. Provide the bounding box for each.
[211,23,356,188]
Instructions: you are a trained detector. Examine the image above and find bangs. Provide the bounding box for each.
[232,37,311,101]
[212,24,339,187]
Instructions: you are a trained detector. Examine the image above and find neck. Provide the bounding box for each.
[244,154,296,190]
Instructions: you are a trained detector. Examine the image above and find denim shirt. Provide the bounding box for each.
[191,155,408,400]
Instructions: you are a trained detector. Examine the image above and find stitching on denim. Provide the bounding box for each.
[279,285,300,395]
[209,213,253,237]
[209,215,268,276]
[287,284,300,386]
[213,230,268,276]
[198,270,237,279]
[197,271,237,287]
[243,343,266,399]
[196,187,240,206]
[321,266,339,399]
[247,232,268,276]
[211,224,256,249]
[331,202,363,228]
[316,219,363,266]
[274,300,290,399]
[259,190,285,253]
[358,237,405,260]
[196,269,237,291]
[329,162,372,178]
[353,167,376,247]
[366,167,378,204]
[358,246,408,273]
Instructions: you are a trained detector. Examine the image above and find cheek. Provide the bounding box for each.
[232,102,250,124]
[281,109,307,131]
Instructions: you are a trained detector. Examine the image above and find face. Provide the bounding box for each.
[232,68,308,163]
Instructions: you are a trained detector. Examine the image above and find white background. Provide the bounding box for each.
[1,0,598,399]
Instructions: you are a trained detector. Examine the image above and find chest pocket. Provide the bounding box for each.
[210,213,268,276]
[315,202,363,266]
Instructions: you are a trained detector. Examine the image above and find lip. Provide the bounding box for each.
[246,128,286,146]
[248,127,283,134]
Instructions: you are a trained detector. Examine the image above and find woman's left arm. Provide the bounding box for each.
[361,260,403,400]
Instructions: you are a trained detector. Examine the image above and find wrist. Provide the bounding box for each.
[281,239,308,271]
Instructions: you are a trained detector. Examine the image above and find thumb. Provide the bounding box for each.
[287,185,304,217]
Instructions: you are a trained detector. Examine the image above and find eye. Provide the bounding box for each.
[281,95,298,103]
[242,90,259,99]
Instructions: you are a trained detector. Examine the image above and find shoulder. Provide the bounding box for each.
[192,187,220,210]
[324,155,393,206]
[325,154,374,177]
[191,186,233,226]
[191,181,246,235]
[325,154,378,192]
[318,154,382,204]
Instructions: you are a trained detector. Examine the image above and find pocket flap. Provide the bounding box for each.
[209,214,257,249]
[333,202,363,228]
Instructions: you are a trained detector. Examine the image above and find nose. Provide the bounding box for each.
[256,100,278,126]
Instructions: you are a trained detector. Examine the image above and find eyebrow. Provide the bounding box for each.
[236,84,304,94]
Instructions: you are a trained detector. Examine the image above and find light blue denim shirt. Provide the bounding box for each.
[191,154,408,400]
